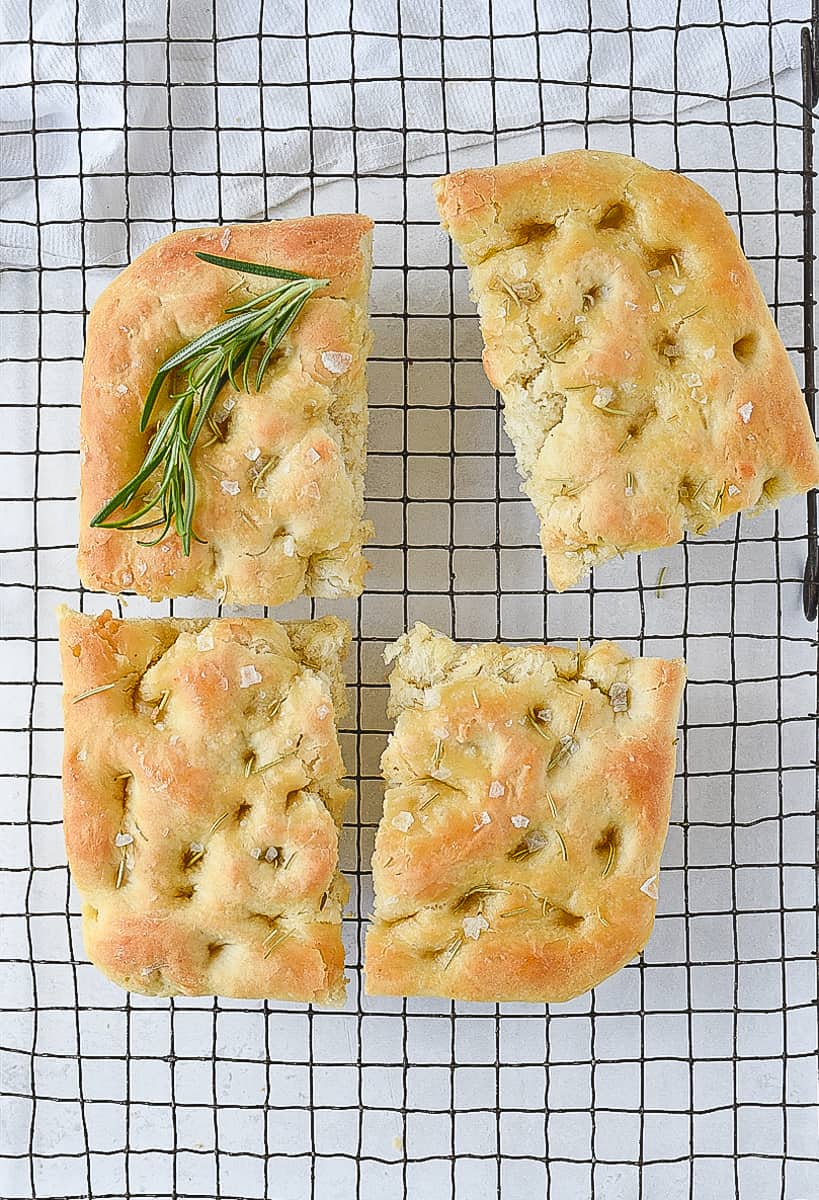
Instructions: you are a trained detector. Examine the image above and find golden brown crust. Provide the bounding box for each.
[364,623,685,1004]
[78,215,374,604]
[59,606,351,1004]
[435,150,819,590]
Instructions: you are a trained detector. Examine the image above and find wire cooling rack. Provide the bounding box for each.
[1,3,818,1199]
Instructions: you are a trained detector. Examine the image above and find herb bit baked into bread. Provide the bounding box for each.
[435,150,819,591]
[78,215,373,604]
[365,624,685,1004]
[59,607,351,1004]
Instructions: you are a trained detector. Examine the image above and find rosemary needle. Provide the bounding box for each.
[91,253,328,554]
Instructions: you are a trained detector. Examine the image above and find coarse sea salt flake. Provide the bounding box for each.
[592,386,614,408]
[473,810,491,831]
[316,704,330,720]
[488,780,505,799]
[264,846,279,863]
[392,810,414,832]
[669,282,686,295]
[738,401,753,424]
[624,300,638,310]
[239,665,262,688]
[77,748,87,762]
[115,832,133,846]
[321,350,353,375]
[196,630,214,652]
[702,345,716,360]
[221,479,240,496]
[250,847,262,859]
[306,446,321,464]
[511,814,530,828]
[728,483,740,497]
[282,535,296,558]
[640,874,659,899]
[244,446,261,462]
[116,383,128,395]
[462,914,489,941]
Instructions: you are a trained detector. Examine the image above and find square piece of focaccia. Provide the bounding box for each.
[78,215,373,605]
[365,624,685,1004]
[435,151,819,590]
[59,607,351,1004]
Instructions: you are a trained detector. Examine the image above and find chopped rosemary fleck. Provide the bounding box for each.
[115,854,127,889]
[471,687,481,710]
[653,283,665,309]
[432,739,444,770]
[554,830,568,862]
[244,753,256,777]
[114,771,132,781]
[252,754,290,774]
[251,455,279,494]
[452,886,508,912]
[670,253,681,277]
[262,928,294,958]
[508,829,549,861]
[526,707,552,740]
[597,909,610,927]
[209,812,229,835]
[500,906,531,919]
[545,736,576,773]
[617,431,633,452]
[546,791,558,819]
[545,331,580,364]
[182,845,205,869]
[655,566,667,598]
[572,700,584,737]
[439,934,465,970]
[72,682,116,703]
[601,840,616,878]
[152,690,170,720]
[419,791,440,811]
[415,775,462,793]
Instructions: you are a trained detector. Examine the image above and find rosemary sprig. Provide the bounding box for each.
[90,253,328,554]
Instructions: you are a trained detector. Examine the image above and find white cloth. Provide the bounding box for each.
[0,0,806,267]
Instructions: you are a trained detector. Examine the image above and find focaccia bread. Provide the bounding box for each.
[59,606,351,1004]
[365,623,685,1004]
[78,215,373,604]
[435,150,819,590]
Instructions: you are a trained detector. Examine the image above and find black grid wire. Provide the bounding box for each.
[1,3,818,1198]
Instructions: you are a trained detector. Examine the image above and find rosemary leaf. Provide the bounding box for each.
[72,682,116,704]
[91,255,328,554]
